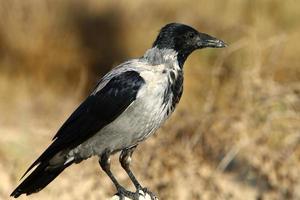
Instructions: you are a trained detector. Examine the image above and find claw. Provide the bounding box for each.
[137,188,158,200]
[116,186,137,200]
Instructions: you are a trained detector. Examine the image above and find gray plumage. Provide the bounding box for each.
[11,23,227,199]
[68,48,180,162]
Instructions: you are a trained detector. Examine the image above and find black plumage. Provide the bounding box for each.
[162,69,183,114]
[153,23,226,67]
[11,23,226,199]
[11,71,145,197]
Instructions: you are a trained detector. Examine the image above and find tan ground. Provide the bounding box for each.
[0,0,300,200]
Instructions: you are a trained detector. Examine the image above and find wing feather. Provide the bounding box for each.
[22,70,145,178]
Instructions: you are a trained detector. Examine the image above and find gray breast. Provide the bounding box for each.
[67,49,184,162]
[68,71,170,161]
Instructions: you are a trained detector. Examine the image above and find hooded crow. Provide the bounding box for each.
[11,23,227,199]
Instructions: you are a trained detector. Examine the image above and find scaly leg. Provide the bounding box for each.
[119,146,157,200]
[99,150,136,200]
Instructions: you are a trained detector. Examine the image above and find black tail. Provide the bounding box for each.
[10,161,72,198]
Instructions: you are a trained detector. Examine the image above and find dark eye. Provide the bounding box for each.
[187,32,195,39]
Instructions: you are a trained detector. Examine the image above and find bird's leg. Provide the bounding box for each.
[120,146,157,200]
[120,146,142,190]
[99,150,136,200]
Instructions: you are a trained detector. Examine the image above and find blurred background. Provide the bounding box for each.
[0,0,300,199]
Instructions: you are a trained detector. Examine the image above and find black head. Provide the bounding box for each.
[153,23,227,67]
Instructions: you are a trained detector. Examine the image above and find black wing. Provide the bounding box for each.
[23,70,145,176]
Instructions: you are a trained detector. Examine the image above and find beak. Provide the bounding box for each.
[196,33,228,48]
[204,38,227,48]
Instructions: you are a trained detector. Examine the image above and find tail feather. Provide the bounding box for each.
[11,161,72,198]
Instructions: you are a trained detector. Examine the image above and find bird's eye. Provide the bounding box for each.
[187,32,195,39]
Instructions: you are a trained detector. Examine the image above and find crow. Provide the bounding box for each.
[11,22,226,199]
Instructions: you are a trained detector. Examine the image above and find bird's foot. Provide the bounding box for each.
[116,186,138,200]
[136,187,158,200]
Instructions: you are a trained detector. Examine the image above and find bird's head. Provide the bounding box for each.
[153,23,227,66]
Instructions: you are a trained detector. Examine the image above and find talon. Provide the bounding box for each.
[141,188,157,200]
[137,189,145,197]
[134,190,142,200]
[116,186,136,200]
[134,188,157,199]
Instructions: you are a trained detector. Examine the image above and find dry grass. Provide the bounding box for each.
[0,0,300,199]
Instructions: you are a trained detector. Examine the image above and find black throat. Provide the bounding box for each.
[162,69,184,115]
[176,49,193,68]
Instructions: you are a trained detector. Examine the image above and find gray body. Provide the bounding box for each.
[67,48,181,162]
[11,23,227,198]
